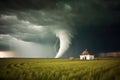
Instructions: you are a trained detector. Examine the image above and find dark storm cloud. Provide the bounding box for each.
[0,35,11,50]
[1,0,120,26]
[0,44,10,51]
[0,0,57,10]
[0,0,120,57]
[0,0,76,57]
[0,0,75,44]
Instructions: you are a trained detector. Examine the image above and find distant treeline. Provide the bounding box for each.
[99,51,120,57]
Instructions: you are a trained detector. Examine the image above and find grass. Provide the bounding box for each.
[0,58,120,80]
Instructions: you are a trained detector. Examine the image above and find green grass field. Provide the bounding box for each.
[0,58,120,80]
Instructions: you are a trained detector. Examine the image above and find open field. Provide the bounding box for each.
[0,58,120,80]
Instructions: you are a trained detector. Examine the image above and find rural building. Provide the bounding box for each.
[80,49,94,60]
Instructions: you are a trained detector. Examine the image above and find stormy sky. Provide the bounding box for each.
[0,0,120,58]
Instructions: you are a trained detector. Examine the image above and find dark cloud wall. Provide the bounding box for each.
[0,0,120,57]
[0,0,57,10]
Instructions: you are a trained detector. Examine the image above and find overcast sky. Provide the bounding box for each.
[0,0,120,58]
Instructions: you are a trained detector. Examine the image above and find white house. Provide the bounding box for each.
[80,49,94,60]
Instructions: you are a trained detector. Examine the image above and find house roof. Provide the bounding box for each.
[81,49,92,55]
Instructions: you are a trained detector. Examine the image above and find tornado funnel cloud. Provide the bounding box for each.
[54,30,72,58]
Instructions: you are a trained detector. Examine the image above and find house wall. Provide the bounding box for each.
[80,55,85,60]
[90,55,94,59]
[80,55,94,60]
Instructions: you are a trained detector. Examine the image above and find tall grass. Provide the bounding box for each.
[0,58,120,80]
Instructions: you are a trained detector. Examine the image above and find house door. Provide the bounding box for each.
[84,56,86,60]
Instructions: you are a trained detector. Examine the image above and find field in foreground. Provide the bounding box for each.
[0,58,120,80]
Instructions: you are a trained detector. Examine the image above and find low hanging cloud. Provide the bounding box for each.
[0,5,74,58]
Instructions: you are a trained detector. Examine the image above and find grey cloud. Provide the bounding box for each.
[0,14,57,43]
[0,34,55,57]
[0,6,75,43]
